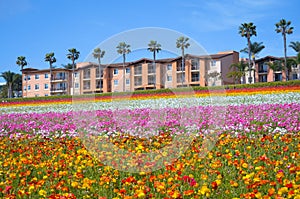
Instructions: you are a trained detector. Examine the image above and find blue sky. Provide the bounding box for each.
[0,0,299,82]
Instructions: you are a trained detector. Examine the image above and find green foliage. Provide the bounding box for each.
[2,80,300,102]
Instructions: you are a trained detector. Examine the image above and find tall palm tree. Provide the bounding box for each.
[176,36,190,87]
[93,48,105,93]
[67,48,80,95]
[1,71,17,98]
[16,56,27,97]
[45,52,56,95]
[229,61,248,84]
[240,41,265,76]
[275,19,294,81]
[147,40,162,88]
[116,42,131,92]
[289,41,300,53]
[267,60,283,82]
[239,22,257,84]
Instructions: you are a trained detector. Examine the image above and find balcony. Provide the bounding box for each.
[134,81,142,86]
[51,76,67,82]
[51,87,67,93]
[191,64,199,71]
[148,64,156,74]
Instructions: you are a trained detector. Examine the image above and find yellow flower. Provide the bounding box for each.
[39,189,47,197]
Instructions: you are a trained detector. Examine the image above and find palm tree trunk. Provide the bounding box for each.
[247,35,252,83]
[153,51,156,89]
[50,63,52,96]
[8,83,12,98]
[283,33,288,81]
[123,54,125,92]
[181,48,184,87]
[72,58,75,95]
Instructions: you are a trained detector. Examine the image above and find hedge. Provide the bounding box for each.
[1,80,300,102]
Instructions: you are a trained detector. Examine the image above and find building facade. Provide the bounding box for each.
[22,51,239,97]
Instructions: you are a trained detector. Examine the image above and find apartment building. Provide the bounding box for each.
[254,55,300,83]
[22,51,239,97]
[22,68,72,97]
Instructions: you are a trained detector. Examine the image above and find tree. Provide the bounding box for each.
[207,71,220,86]
[45,52,56,95]
[267,60,283,81]
[93,48,105,93]
[289,41,300,53]
[16,56,27,97]
[239,22,257,83]
[229,61,248,84]
[176,36,190,87]
[240,41,265,72]
[1,71,17,98]
[116,42,131,92]
[287,52,300,79]
[275,19,294,81]
[67,48,80,95]
[147,40,162,88]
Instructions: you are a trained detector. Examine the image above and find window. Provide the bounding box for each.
[126,79,130,85]
[191,59,199,70]
[24,75,31,81]
[275,73,282,81]
[35,94,39,97]
[167,64,172,71]
[167,75,172,82]
[113,69,119,75]
[23,86,26,91]
[134,76,142,86]
[75,83,79,88]
[177,62,185,71]
[44,74,49,79]
[191,72,200,82]
[211,60,216,67]
[135,65,142,75]
[83,81,90,90]
[74,72,79,78]
[114,80,119,86]
[292,74,298,80]
[83,69,90,79]
[126,68,130,74]
[96,68,103,78]
[35,84,39,90]
[259,63,268,73]
[259,75,267,82]
[177,73,185,83]
[45,94,48,97]
[148,75,155,85]
[55,72,66,80]
[35,74,39,80]
[28,85,31,90]
[148,64,155,74]
[44,84,49,89]
[96,80,103,88]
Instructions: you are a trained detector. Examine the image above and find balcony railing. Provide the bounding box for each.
[134,81,142,86]
[258,70,268,73]
[177,66,185,71]
[51,77,67,81]
[191,65,199,70]
[51,87,67,92]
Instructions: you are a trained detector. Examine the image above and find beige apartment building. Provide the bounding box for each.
[22,51,239,97]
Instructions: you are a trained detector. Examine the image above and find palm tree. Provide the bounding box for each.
[275,19,294,81]
[147,40,162,88]
[207,71,220,86]
[116,42,131,92]
[229,61,248,84]
[1,71,17,98]
[67,48,80,95]
[239,22,257,83]
[16,56,27,97]
[267,60,283,81]
[45,52,56,95]
[289,41,300,53]
[287,52,300,79]
[240,41,265,76]
[93,48,105,93]
[176,36,190,87]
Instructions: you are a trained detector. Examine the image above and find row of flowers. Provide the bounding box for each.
[1,85,300,108]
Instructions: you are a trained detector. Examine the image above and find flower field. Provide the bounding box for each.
[1,86,300,198]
